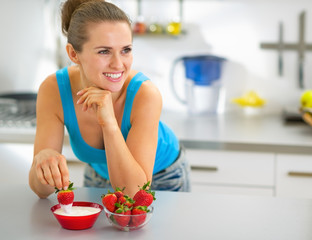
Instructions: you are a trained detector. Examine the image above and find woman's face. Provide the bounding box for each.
[77,21,133,92]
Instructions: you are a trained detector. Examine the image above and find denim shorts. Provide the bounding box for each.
[83,146,191,192]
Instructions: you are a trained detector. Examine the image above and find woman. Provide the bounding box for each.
[29,0,190,198]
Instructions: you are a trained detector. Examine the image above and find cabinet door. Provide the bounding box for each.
[187,149,274,196]
[276,154,312,198]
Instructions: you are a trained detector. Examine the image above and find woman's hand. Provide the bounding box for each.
[76,87,117,127]
[33,148,69,190]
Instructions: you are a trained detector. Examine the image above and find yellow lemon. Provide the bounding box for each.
[232,91,265,107]
[300,90,312,108]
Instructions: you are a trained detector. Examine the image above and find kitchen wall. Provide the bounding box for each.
[1,0,312,114]
[115,0,312,113]
[0,0,43,92]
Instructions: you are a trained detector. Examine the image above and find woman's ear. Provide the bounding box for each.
[66,43,80,64]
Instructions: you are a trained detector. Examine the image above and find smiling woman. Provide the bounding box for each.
[29,0,190,199]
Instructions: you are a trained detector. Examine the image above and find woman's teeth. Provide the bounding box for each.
[104,73,122,79]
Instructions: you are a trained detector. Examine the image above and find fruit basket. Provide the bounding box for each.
[103,205,153,231]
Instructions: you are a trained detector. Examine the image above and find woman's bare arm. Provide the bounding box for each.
[29,75,69,198]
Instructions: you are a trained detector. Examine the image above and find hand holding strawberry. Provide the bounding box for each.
[55,182,75,213]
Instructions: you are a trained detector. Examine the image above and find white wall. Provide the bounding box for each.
[114,0,312,113]
[1,0,312,114]
[0,0,44,93]
[0,0,65,94]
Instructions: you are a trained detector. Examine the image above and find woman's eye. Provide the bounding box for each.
[122,47,132,54]
[99,50,110,54]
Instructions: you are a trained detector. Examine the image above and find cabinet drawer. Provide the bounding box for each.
[187,149,274,187]
[276,154,312,198]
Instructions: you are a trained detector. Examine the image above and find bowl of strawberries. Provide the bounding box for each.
[101,181,155,231]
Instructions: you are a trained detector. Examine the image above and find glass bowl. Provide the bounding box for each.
[51,201,103,230]
[103,205,153,231]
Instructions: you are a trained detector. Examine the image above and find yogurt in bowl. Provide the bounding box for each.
[51,201,103,230]
[54,206,101,216]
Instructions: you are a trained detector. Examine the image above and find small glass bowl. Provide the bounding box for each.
[103,205,153,231]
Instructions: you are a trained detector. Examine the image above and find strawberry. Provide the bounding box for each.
[114,203,131,227]
[114,187,125,198]
[129,206,149,227]
[101,190,117,213]
[55,182,75,205]
[117,194,135,208]
[133,181,156,207]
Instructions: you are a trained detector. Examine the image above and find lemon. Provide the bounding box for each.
[232,91,265,107]
[300,90,312,108]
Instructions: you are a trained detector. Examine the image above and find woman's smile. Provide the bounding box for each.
[103,72,123,83]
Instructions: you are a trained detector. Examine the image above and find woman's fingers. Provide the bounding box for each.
[76,87,114,126]
[58,155,70,190]
[35,151,69,190]
[77,87,94,105]
[76,88,88,96]
[35,164,49,185]
[41,164,55,187]
[48,154,69,190]
[77,91,92,111]
[50,162,62,189]
[80,91,103,111]
[77,91,88,105]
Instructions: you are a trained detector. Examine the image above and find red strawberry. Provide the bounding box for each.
[133,181,156,207]
[117,195,135,208]
[129,206,149,227]
[101,190,117,213]
[114,187,125,198]
[114,203,131,227]
[55,182,75,205]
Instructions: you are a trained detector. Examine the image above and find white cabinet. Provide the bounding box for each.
[68,161,86,187]
[187,150,312,198]
[276,154,312,199]
[187,149,275,196]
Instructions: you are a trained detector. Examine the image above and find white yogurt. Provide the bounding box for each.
[60,203,73,214]
[54,206,101,216]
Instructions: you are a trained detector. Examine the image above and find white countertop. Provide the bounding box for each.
[160,110,312,154]
[2,185,312,240]
[1,110,312,154]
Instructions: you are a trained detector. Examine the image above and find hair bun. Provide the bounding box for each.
[60,0,130,52]
[61,0,97,36]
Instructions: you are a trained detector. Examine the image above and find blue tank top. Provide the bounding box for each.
[56,67,180,180]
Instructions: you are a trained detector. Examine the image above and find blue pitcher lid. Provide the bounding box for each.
[181,55,226,86]
[182,55,226,62]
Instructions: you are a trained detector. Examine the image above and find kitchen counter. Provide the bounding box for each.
[1,110,312,154]
[160,110,312,154]
[2,185,312,240]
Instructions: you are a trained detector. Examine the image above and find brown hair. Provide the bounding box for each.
[61,0,131,52]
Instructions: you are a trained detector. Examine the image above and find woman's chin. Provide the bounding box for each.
[106,84,123,93]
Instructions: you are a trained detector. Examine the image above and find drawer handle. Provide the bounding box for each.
[288,171,312,177]
[191,166,218,172]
